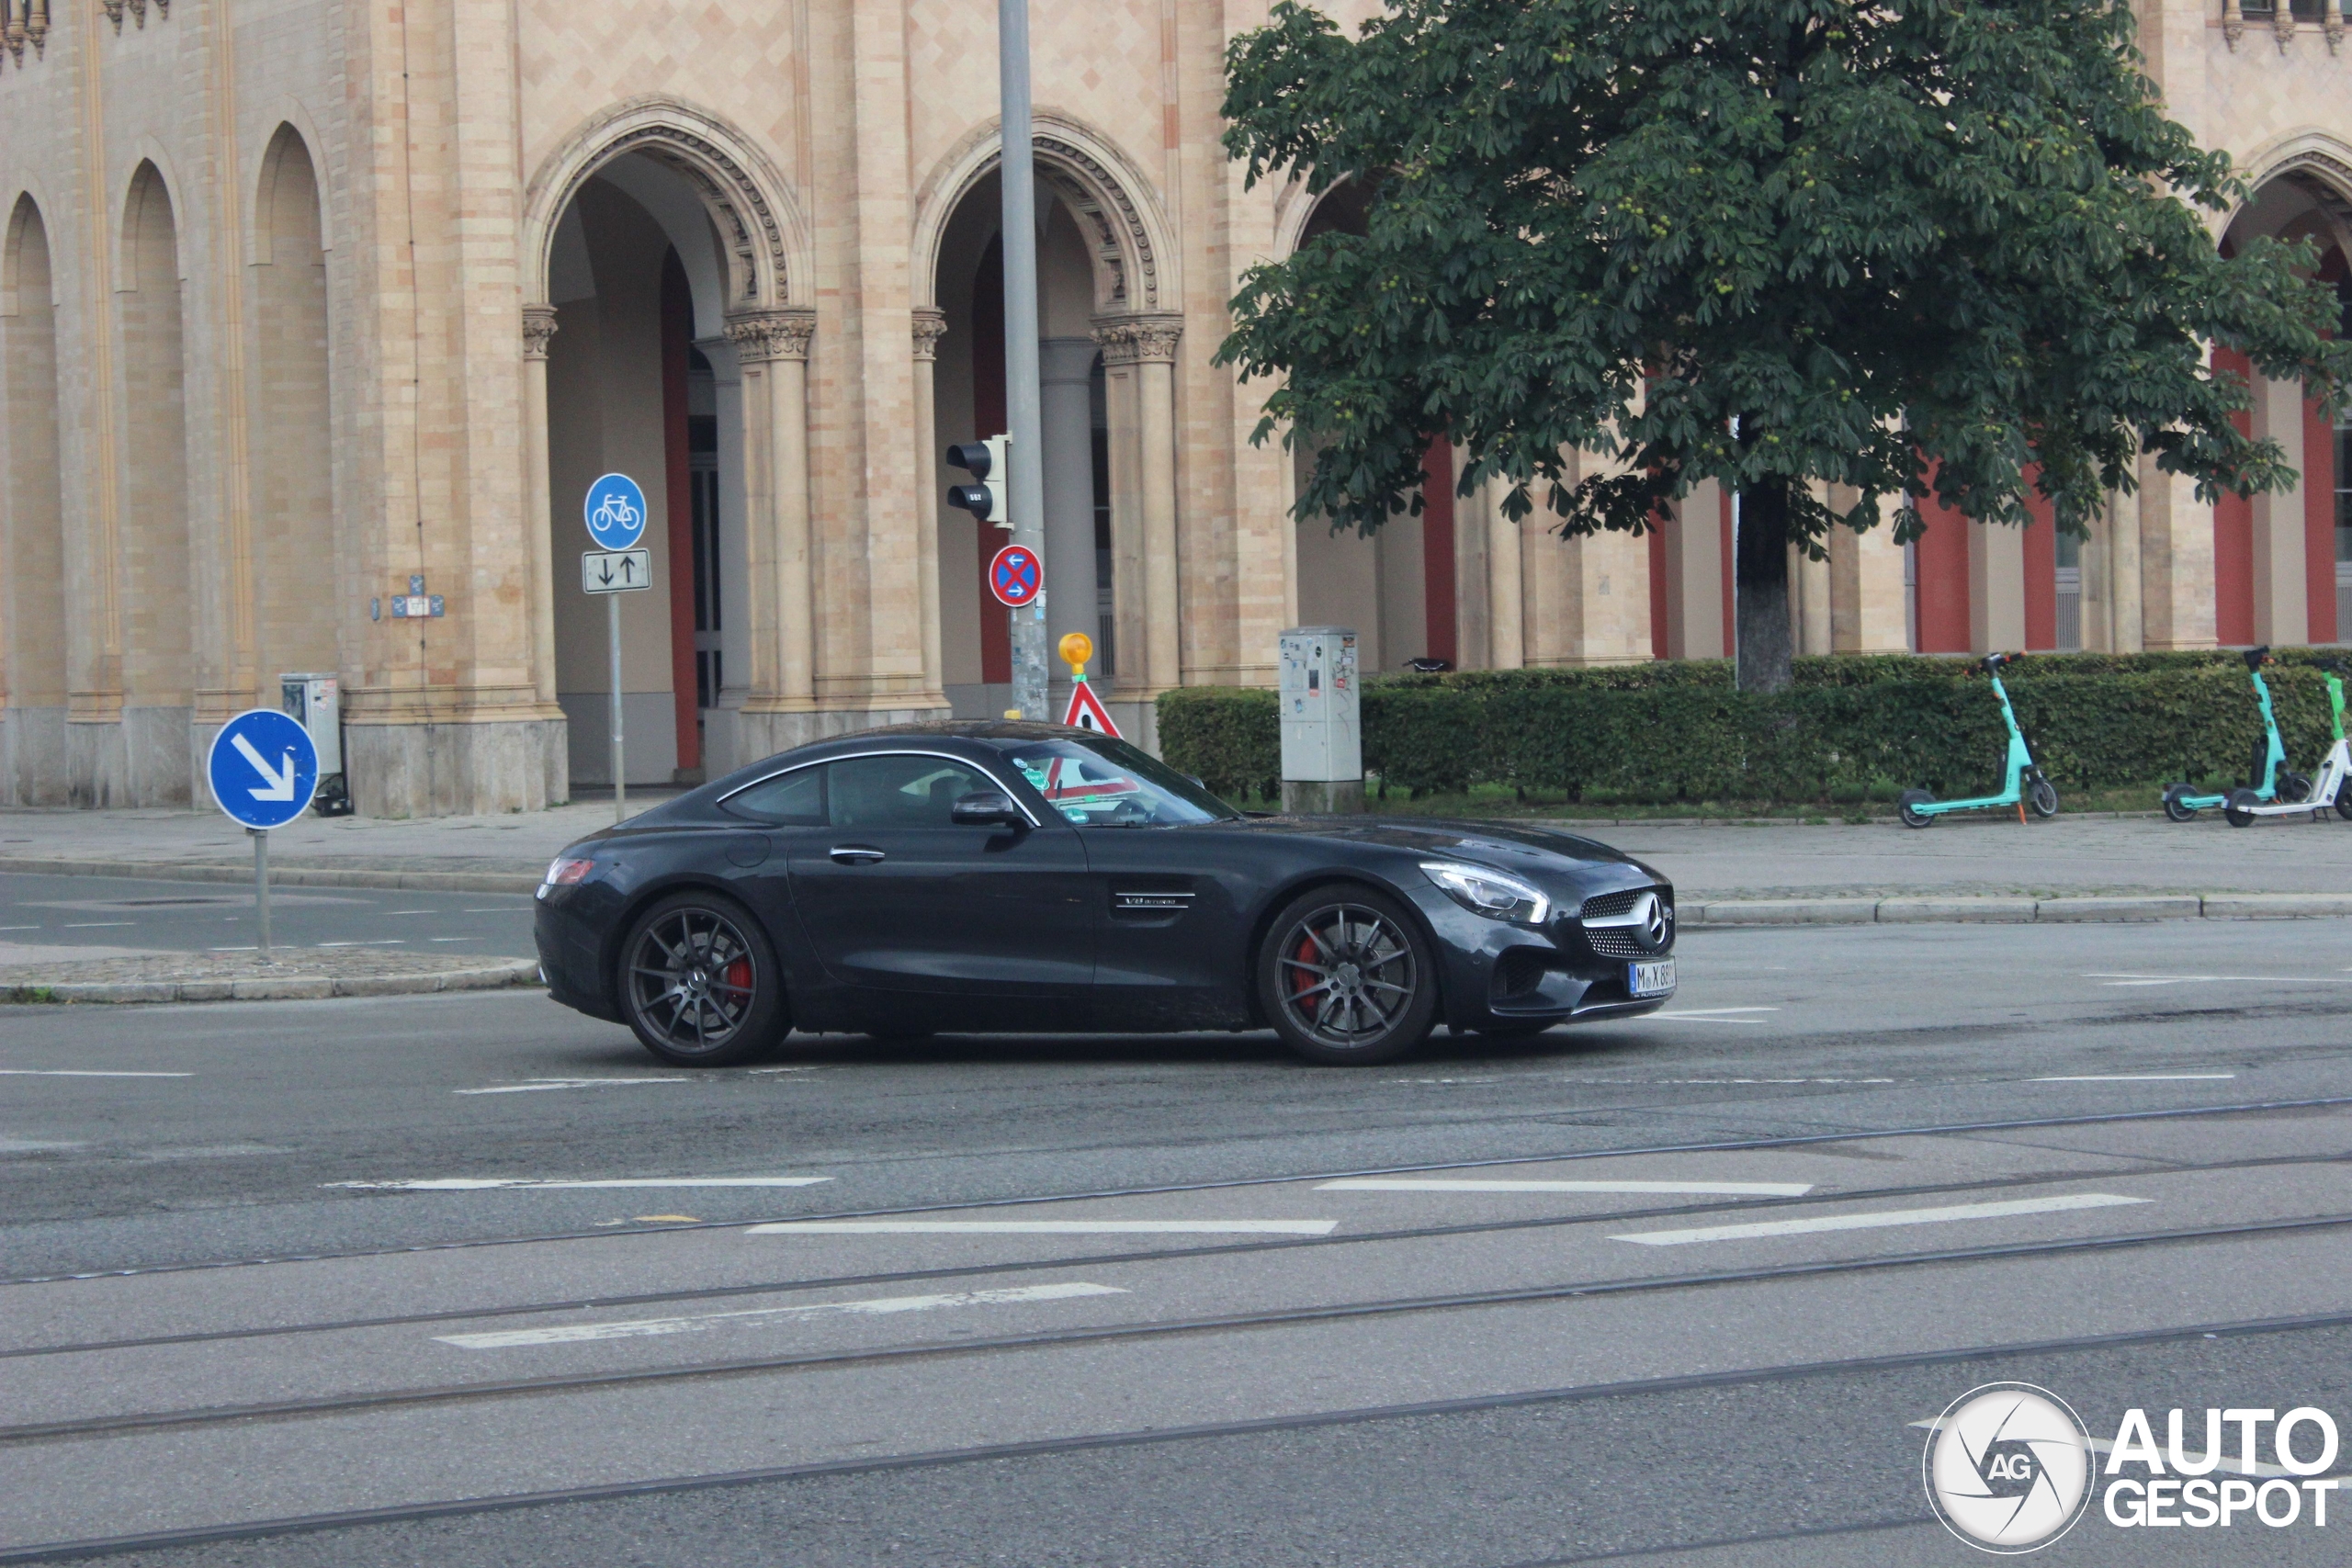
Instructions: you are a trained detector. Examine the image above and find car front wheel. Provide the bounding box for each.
[1257,886,1438,1066]
[617,892,786,1066]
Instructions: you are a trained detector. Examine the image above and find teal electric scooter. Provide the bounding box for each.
[2161,647,2309,822]
[1897,653,2060,828]
[2223,667,2352,826]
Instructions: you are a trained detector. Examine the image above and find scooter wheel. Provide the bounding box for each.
[1897,789,1936,829]
[2223,789,2260,828]
[2161,784,2199,823]
[2278,773,2312,807]
[2336,790,2352,823]
[2028,776,2060,818]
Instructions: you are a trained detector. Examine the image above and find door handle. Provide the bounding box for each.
[829,846,886,864]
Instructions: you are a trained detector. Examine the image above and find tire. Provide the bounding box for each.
[2337,784,2352,823]
[2223,789,2260,829]
[616,891,787,1067]
[2278,772,2312,807]
[1896,788,1936,829]
[2027,774,2060,819]
[1258,886,1439,1066]
[2161,784,2199,823]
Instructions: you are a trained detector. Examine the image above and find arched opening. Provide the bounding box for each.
[930,172,1112,716]
[119,161,192,801]
[542,153,739,786]
[3,196,67,802]
[2218,171,2349,647]
[252,126,338,683]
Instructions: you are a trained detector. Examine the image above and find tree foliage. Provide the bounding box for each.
[1217,0,2351,684]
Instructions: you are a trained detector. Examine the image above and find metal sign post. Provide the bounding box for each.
[582,476,651,824]
[206,709,321,962]
[1000,0,1047,722]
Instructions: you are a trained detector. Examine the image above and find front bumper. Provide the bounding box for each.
[1414,882,1676,1032]
[534,885,624,1021]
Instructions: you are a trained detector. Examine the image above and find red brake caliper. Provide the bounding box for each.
[723,957,752,994]
[1291,932,1320,998]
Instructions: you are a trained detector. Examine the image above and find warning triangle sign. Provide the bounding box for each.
[1062,678,1122,738]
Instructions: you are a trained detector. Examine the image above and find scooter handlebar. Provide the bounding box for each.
[2243,646,2271,671]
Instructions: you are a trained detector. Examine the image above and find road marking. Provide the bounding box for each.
[453,1077,688,1095]
[0,925,39,931]
[2088,973,2352,987]
[0,1068,193,1078]
[62,921,133,929]
[327,1176,834,1191]
[387,909,437,916]
[2034,1074,2237,1082]
[434,1281,1128,1350]
[1611,1192,2149,1247]
[1656,1007,1781,1017]
[1319,1178,1815,1196]
[747,1219,1339,1236]
[427,937,480,943]
[1581,1077,1894,1086]
[317,940,404,947]
[209,945,258,953]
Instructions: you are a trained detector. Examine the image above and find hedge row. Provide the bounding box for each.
[1156,651,2346,805]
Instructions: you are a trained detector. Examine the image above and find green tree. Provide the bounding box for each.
[1218,0,2349,691]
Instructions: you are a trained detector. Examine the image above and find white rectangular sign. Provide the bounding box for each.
[582,548,652,594]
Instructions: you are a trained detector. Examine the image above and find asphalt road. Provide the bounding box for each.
[2,917,2348,1565]
[0,873,540,962]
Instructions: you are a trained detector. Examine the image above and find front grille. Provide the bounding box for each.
[1579,889,1643,919]
[1491,949,1550,1003]
[1577,886,1674,958]
[1586,928,1647,958]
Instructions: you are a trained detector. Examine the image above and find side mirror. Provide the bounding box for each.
[951,789,1024,828]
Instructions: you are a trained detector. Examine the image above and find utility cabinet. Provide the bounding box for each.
[1278,626,1363,813]
[280,673,352,817]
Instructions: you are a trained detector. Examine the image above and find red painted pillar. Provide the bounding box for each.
[2309,383,2339,645]
[1420,437,1458,666]
[2212,346,2256,646]
[1913,475,1973,655]
[1719,487,1736,657]
[972,236,1011,684]
[661,251,699,773]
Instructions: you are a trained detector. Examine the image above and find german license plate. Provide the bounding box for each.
[1628,959,1677,998]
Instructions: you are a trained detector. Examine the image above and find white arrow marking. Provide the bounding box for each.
[231,733,297,800]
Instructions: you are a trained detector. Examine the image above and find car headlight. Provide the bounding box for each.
[1419,862,1551,924]
[541,855,595,888]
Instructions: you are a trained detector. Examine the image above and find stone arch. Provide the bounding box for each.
[1271,173,1371,260]
[521,97,810,313]
[911,113,1179,315]
[249,107,334,264]
[251,123,338,682]
[3,194,68,799]
[117,162,194,800]
[2227,131,2352,257]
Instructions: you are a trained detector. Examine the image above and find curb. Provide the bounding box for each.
[1685,893,2352,928]
[5,959,542,1006]
[0,855,539,896]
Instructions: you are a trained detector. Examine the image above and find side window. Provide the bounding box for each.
[828,755,995,829]
[721,765,825,825]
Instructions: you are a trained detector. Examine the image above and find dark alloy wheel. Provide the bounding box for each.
[2162,784,2199,823]
[2223,788,2261,829]
[617,892,786,1066]
[1897,788,1937,829]
[1257,886,1438,1066]
[2027,774,2060,818]
[2278,772,2313,807]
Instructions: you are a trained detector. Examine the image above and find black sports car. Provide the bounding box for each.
[534,722,1677,1066]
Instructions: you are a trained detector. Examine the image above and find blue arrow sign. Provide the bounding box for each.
[207,708,320,829]
[584,472,650,551]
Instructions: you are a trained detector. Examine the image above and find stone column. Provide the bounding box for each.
[2251,374,2310,646]
[911,309,948,704]
[727,310,819,740]
[1665,481,1728,659]
[1486,481,1525,669]
[2139,458,2217,649]
[1789,540,1833,656]
[1093,315,1183,700]
[1968,520,2026,654]
[1039,337,1100,682]
[2081,482,2143,653]
[521,306,560,707]
[1826,491,1909,654]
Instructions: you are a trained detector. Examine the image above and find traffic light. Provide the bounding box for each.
[946,435,1009,527]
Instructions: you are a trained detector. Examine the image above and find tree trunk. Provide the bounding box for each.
[1735,478,1794,694]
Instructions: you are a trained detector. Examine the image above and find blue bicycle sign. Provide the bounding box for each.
[584,473,649,551]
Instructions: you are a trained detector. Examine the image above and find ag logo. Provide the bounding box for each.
[1924,1382,2094,1552]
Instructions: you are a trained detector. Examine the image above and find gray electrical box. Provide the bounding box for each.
[280,673,351,816]
[1278,626,1363,813]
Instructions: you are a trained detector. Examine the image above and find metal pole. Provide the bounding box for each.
[252,829,271,958]
[608,591,627,823]
[1000,0,1048,722]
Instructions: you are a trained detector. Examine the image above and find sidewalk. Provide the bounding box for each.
[1,800,2346,918]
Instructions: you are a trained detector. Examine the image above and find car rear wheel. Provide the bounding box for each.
[1258,886,1438,1066]
[617,892,786,1066]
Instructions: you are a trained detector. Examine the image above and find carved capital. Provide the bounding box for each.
[2222,0,2245,46]
[726,309,816,364]
[2275,0,2297,45]
[2325,6,2343,50]
[100,0,122,33]
[521,305,559,361]
[911,308,948,362]
[1090,313,1184,367]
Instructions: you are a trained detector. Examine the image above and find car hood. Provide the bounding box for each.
[1230,815,1668,888]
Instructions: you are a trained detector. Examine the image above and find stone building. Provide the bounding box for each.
[0,0,2346,816]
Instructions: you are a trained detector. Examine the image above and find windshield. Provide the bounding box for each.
[1001,736,1239,828]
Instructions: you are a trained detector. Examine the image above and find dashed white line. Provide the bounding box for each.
[454,1077,687,1095]
[62,922,134,929]
[1319,1178,1815,1197]
[1611,1192,2149,1247]
[0,1069,194,1078]
[2088,973,2352,987]
[327,1176,834,1191]
[435,1281,1127,1349]
[317,940,405,948]
[2034,1074,2236,1082]
[747,1219,1339,1236]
